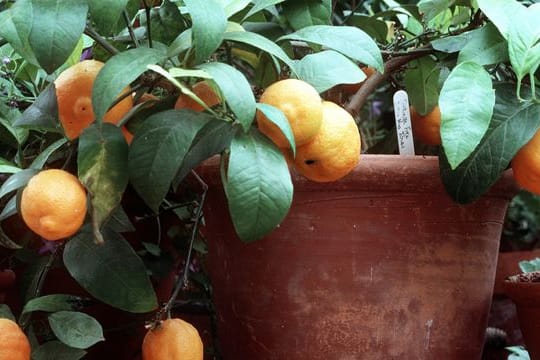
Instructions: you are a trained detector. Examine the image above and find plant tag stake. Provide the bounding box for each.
[393,90,415,155]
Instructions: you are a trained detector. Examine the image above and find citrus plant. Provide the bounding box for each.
[0,0,538,357]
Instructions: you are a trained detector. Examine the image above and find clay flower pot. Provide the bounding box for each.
[504,271,540,360]
[197,154,517,360]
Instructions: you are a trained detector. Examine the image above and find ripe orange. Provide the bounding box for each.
[0,318,31,360]
[256,78,323,148]
[410,105,441,146]
[142,318,203,360]
[341,66,377,95]
[294,101,361,182]
[20,169,87,241]
[174,81,221,112]
[55,59,133,140]
[512,130,540,194]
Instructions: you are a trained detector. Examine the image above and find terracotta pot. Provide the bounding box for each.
[198,154,517,360]
[504,276,540,360]
[494,250,540,295]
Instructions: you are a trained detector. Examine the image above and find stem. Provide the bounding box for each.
[162,170,208,318]
[123,10,139,48]
[142,0,153,48]
[84,26,119,56]
[20,244,62,330]
[344,50,431,115]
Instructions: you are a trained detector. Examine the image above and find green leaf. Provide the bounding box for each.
[0,196,17,222]
[224,130,293,242]
[431,31,474,53]
[440,62,495,169]
[0,0,39,66]
[222,0,252,17]
[403,57,440,115]
[457,23,508,65]
[22,294,85,315]
[256,103,295,152]
[0,224,22,249]
[282,0,331,30]
[199,62,256,131]
[104,206,136,233]
[418,0,454,22]
[48,311,104,349]
[174,119,236,186]
[64,227,158,313]
[184,0,228,63]
[0,111,29,147]
[88,0,129,36]
[92,47,165,123]
[78,124,129,229]
[0,304,15,321]
[0,158,21,174]
[279,25,384,73]
[345,14,389,43]
[0,168,38,200]
[30,138,68,170]
[477,0,524,38]
[440,83,540,203]
[223,31,297,72]
[519,258,540,273]
[295,50,366,93]
[506,346,530,360]
[147,0,186,45]
[28,0,88,73]
[244,0,285,19]
[128,109,215,212]
[32,341,86,360]
[14,83,60,131]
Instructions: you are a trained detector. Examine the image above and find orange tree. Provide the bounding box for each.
[0,0,539,357]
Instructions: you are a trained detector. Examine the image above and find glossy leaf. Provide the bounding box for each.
[28,0,88,73]
[279,25,384,73]
[0,0,39,66]
[184,0,228,63]
[30,138,68,170]
[22,294,85,315]
[64,227,158,313]
[199,62,256,131]
[129,110,215,212]
[457,23,508,65]
[78,124,129,229]
[92,47,165,123]
[174,119,236,186]
[0,169,38,200]
[0,304,15,321]
[224,130,293,242]
[14,83,60,131]
[404,57,440,115]
[0,225,22,249]
[104,206,136,233]
[418,0,453,22]
[48,311,104,349]
[32,341,86,360]
[282,0,331,30]
[256,103,295,153]
[440,62,495,169]
[244,0,285,19]
[147,0,186,45]
[440,83,540,203]
[0,158,21,174]
[0,197,17,222]
[295,50,366,93]
[223,31,296,71]
[477,0,524,38]
[431,31,474,53]
[88,0,129,36]
[222,0,252,17]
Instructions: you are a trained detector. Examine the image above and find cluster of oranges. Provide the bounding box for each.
[257,78,361,182]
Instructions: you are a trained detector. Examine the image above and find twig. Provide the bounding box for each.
[345,50,431,115]
[123,10,139,48]
[84,26,119,56]
[142,0,153,48]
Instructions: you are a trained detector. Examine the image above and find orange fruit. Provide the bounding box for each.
[174,81,221,112]
[20,169,87,241]
[294,101,361,182]
[142,318,203,360]
[410,105,441,146]
[256,78,323,148]
[341,66,377,95]
[55,59,133,140]
[0,318,31,360]
[512,130,540,194]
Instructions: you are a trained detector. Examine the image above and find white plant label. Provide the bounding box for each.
[393,90,415,155]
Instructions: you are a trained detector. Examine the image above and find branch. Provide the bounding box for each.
[84,26,119,56]
[344,49,432,115]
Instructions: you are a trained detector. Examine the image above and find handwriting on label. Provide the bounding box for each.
[393,90,415,156]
